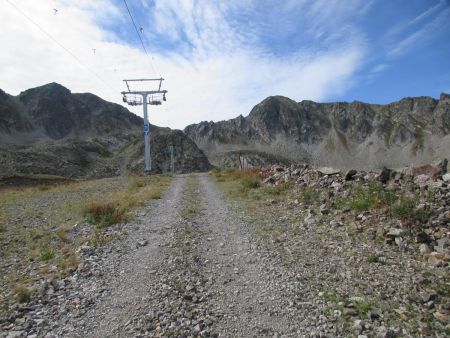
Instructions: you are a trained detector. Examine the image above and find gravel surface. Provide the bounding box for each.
[2,172,449,337]
[61,174,188,337]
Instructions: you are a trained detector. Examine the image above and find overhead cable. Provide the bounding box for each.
[122,0,159,77]
[5,0,119,94]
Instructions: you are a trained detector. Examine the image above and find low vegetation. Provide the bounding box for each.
[345,181,429,224]
[0,174,171,312]
[83,200,128,228]
[211,167,433,229]
[210,165,449,336]
[210,167,293,202]
[12,284,31,303]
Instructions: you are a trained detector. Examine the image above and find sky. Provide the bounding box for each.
[1,0,450,129]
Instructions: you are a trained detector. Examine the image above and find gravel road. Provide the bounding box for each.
[52,174,185,337]
[5,172,444,338]
[41,173,307,337]
[0,174,450,338]
[195,173,293,336]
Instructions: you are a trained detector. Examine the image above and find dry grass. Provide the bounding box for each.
[210,168,295,204]
[83,200,127,228]
[56,224,72,243]
[210,168,264,197]
[13,284,31,303]
[81,174,171,228]
[0,174,172,312]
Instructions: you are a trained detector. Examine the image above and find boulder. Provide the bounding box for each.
[414,174,432,187]
[419,244,431,255]
[387,228,405,238]
[379,167,392,184]
[317,167,341,175]
[427,252,446,267]
[345,169,357,181]
[408,159,448,179]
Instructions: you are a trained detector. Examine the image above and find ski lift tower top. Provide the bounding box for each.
[121,78,167,173]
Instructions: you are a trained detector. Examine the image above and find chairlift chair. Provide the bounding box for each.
[149,94,162,105]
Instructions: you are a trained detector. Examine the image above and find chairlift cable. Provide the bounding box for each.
[122,0,158,77]
[5,0,120,94]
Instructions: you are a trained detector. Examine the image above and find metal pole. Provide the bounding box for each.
[122,78,166,174]
[142,93,151,173]
[170,145,175,174]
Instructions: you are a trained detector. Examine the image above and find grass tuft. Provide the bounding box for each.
[82,200,127,227]
[56,224,71,243]
[39,248,55,261]
[355,301,372,315]
[241,176,261,190]
[299,188,320,204]
[13,284,31,303]
[367,255,381,263]
[391,197,416,221]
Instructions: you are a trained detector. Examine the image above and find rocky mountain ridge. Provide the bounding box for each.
[185,94,450,170]
[0,83,211,178]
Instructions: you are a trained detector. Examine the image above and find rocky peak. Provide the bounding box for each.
[0,83,212,177]
[439,92,450,104]
[0,83,144,142]
[185,93,450,170]
[19,82,71,104]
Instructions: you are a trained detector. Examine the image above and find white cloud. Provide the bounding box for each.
[408,0,444,26]
[0,0,366,129]
[387,5,450,57]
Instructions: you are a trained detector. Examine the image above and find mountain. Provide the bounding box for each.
[0,83,211,178]
[184,94,450,170]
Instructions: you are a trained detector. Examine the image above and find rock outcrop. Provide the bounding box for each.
[185,94,450,169]
[0,83,211,178]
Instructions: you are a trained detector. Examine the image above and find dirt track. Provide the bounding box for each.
[43,173,309,337]
[4,173,447,337]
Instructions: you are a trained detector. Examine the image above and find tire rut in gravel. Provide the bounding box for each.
[194,173,292,337]
[66,174,188,337]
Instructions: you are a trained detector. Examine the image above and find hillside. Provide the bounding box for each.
[184,94,450,169]
[0,83,211,178]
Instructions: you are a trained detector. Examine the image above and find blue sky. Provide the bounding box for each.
[111,0,450,103]
[1,0,450,128]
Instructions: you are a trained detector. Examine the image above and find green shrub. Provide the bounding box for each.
[39,248,55,261]
[392,197,416,220]
[241,176,261,189]
[348,183,399,211]
[381,188,398,207]
[299,188,320,204]
[414,207,431,224]
[426,188,435,203]
[260,186,280,196]
[356,301,372,315]
[367,255,380,263]
[281,180,294,190]
[348,186,374,211]
[83,200,126,227]
[324,293,339,302]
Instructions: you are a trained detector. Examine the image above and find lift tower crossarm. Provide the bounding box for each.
[121,90,167,96]
[123,78,164,82]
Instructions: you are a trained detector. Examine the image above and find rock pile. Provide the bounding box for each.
[259,159,450,267]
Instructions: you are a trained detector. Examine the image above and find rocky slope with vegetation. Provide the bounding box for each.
[0,83,211,178]
[185,94,450,169]
[209,162,450,336]
[2,166,448,337]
